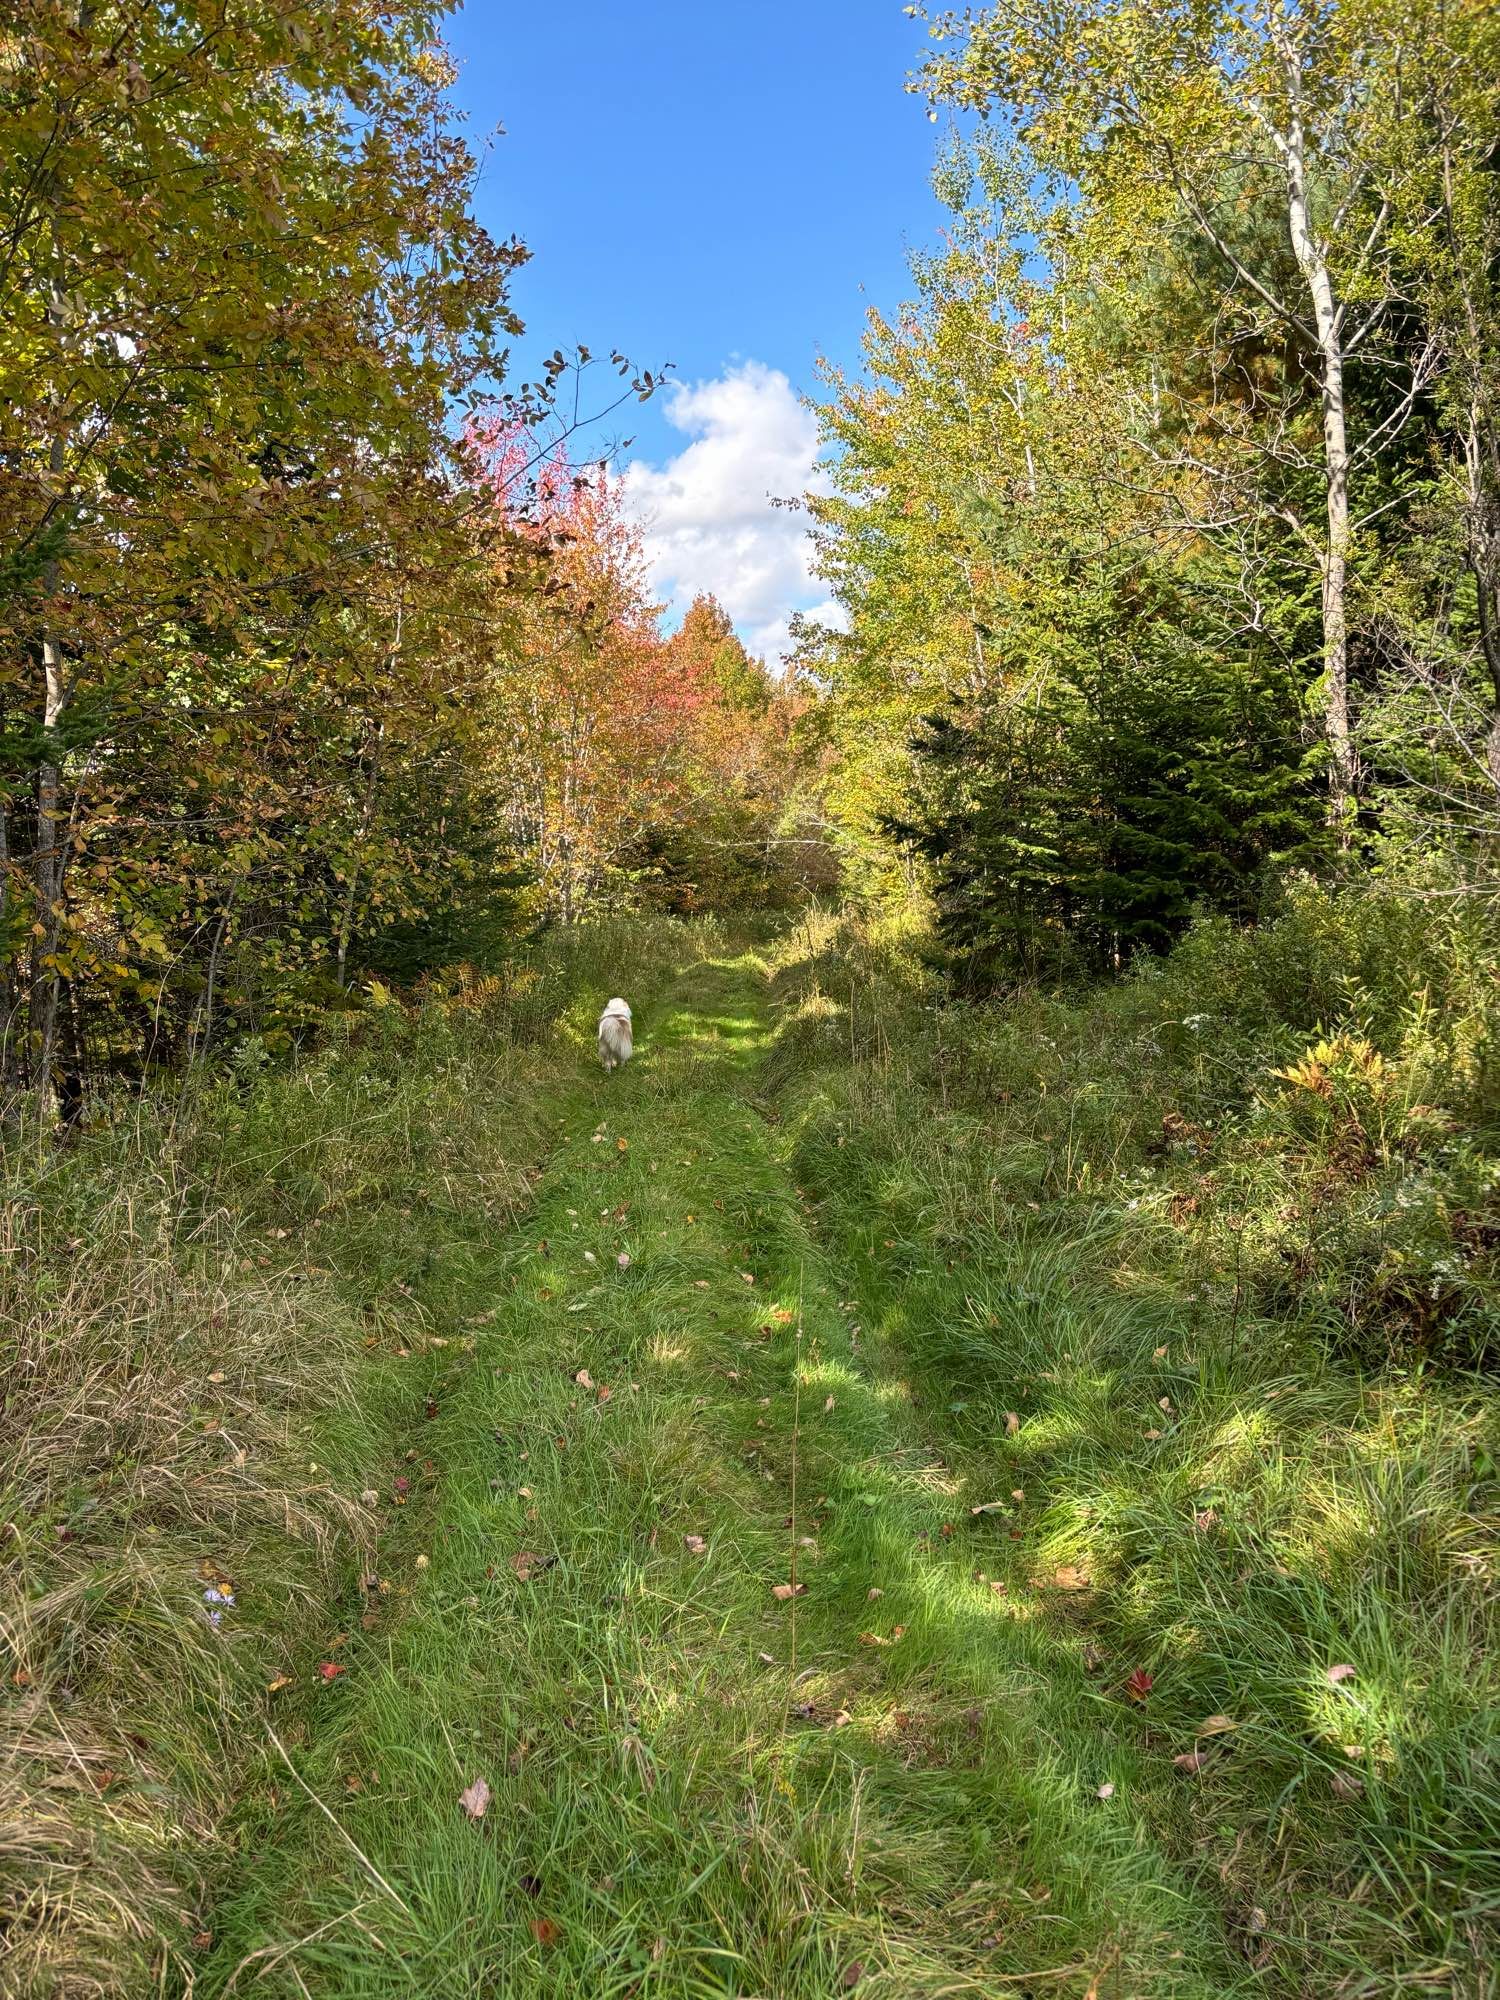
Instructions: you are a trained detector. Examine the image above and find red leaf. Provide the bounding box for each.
[317,1662,346,1682]
[1124,1668,1154,1702]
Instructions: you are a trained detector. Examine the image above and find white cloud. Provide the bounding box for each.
[621,360,835,666]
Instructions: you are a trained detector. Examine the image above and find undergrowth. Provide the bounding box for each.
[4,891,1496,1999]
[766,886,1499,1997]
[0,917,705,1999]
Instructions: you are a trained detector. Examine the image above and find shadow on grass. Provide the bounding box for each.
[761,916,1500,2000]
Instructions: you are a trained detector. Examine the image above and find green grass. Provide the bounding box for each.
[191,945,1244,1999]
[765,908,1499,1999]
[4,908,1495,1998]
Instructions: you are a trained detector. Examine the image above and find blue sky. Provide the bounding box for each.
[445,0,950,658]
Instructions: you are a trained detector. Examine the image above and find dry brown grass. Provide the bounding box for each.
[0,1130,388,1997]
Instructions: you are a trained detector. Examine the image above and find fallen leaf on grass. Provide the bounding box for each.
[970,1500,1008,1515]
[458,1776,491,1820]
[616,1137,629,1153]
[824,1395,835,1413]
[1194,1509,1220,1532]
[757,1651,776,1666]
[1196,1714,1238,1736]
[596,1383,613,1403]
[616,1253,631,1270]
[1005,1411,1020,1435]
[867,1587,884,1600]
[512,1551,556,1581]
[1173,1750,1210,1773]
[1050,1565,1091,1591]
[574,1369,594,1389]
[1096,1781,1115,1800]
[317,1662,345,1682]
[739,1271,755,1285]
[266,1673,294,1693]
[683,1534,708,1555]
[771,1582,807,1600]
[1326,1663,1356,1686]
[1124,1668,1154,1702]
[1330,1770,1365,1800]
[530,1917,562,1946]
[841,1963,865,1989]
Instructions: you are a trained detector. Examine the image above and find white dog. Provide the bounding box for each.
[598,997,633,1071]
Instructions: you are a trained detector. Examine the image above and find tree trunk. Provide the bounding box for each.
[1278,30,1357,829]
[30,475,69,1100]
[1474,535,1500,798]
[336,713,387,989]
[1459,409,1500,799]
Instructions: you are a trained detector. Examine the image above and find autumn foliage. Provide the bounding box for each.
[0,5,819,1114]
[469,418,825,923]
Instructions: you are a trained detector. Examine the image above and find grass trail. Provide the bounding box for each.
[203,945,1243,1999]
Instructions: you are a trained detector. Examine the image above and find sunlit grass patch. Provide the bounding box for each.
[769,908,1500,1999]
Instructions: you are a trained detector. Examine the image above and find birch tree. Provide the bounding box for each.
[916,0,1462,831]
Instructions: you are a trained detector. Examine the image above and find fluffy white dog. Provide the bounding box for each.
[598,997,633,1071]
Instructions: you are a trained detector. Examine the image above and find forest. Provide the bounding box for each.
[3,3,1498,1997]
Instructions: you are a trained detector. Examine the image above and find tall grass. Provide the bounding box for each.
[0,916,704,1999]
[4,896,1494,1997]
[765,893,1499,1996]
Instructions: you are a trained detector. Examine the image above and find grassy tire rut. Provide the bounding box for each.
[199,946,1240,2000]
